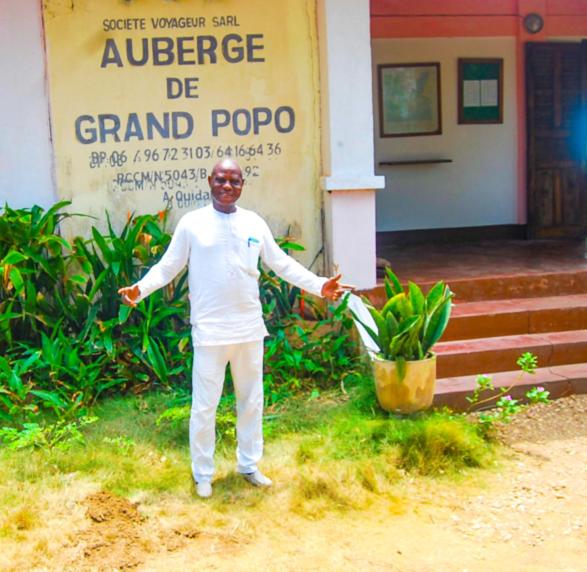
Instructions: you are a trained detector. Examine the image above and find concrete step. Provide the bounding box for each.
[444,294,587,341]
[365,269,587,304]
[434,363,587,411]
[435,330,587,378]
[361,268,587,405]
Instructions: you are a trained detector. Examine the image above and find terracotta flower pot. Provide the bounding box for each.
[371,354,436,413]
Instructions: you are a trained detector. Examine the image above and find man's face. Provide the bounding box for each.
[209,162,244,213]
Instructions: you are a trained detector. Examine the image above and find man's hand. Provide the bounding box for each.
[321,274,355,302]
[118,284,141,308]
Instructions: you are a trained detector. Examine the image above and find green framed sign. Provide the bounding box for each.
[458,58,503,124]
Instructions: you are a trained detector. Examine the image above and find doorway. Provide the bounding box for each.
[526,41,587,239]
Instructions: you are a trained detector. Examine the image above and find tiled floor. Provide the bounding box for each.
[377,239,587,283]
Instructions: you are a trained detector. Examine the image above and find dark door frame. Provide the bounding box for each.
[526,40,587,239]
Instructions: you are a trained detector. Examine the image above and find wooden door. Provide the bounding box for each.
[526,42,587,238]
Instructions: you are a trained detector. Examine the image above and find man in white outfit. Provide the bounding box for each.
[118,159,350,498]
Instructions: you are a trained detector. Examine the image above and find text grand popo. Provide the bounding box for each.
[75,108,296,144]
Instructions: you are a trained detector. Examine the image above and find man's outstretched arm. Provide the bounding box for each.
[118,284,141,307]
[320,273,354,302]
[118,217,190,307]
[259,224,354,302]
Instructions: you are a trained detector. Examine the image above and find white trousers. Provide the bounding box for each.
[189,339,264,483]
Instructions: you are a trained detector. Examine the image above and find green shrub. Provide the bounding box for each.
[353,268,453,380]
[264,295,359,405]
[0,201,79,346]
[0,203,358,428]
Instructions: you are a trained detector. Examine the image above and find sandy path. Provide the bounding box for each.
[2,396,586,571]
[143,437,587,571]
[143,396,587,572]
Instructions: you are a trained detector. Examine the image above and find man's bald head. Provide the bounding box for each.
[208,159,245,214]
[211,159,243,178]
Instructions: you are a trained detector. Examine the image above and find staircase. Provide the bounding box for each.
[366,269,587,410]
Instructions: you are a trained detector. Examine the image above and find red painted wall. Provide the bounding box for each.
[370,0,587,225]
[371,0,587,39]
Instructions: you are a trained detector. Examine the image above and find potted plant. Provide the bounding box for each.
[352,269,453,413]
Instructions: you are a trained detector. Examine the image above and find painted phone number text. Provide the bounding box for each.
[89,143,281,169]
[112,164,260,192]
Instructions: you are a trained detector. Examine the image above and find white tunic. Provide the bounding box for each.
[135,204,327,346]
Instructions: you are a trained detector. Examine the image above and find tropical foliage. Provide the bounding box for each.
[353,268,453,378]
[0,202,358,428]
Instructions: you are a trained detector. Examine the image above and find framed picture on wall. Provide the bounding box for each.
[377,62,442,137]
[458,58,503,124]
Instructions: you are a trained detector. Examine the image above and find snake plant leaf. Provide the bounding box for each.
[366,305,385,330]
[395,355,407,382]
[385,267,404,296]
[396,315,420,336]
[423,297,453,353]
[389,333,405,359]
[384,292,405,319]
[384,278,394,299]
[350,309,385,354]
[408,282,426,314]
[404,315,424,359]
[381,292,404,317]
[425,281,445,313]
[395,294,414,321]
[367,305,389,355]
[385,311,399,338]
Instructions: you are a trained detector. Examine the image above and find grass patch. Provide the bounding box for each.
[315,411,492,471]
[0,381,495,526]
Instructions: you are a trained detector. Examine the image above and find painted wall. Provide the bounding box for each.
[43,0,322,267]
[370,0,587,39]
[371,0,587,231]
[372,37,518,231]
[0,0,55,209]
[318,0,384,288]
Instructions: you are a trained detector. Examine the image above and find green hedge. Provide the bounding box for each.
[0,203,357,425]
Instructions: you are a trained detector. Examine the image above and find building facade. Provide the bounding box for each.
[1,0,587,288]
[372,0,587,242]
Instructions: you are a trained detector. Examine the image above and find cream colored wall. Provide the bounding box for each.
[44,0,323,268]
[372,37,518,231]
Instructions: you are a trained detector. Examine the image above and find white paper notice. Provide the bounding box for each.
[463,80,481,107]
[480,79,498,107]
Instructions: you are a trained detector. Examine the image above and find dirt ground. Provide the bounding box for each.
[2,395,587,572]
